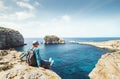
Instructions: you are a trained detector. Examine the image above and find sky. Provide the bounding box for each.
[0,0,120,38]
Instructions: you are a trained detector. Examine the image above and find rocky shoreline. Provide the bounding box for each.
[78,40,120,51]
[0,50,61,79]
[0,27,62,79]
[73,40,120,79]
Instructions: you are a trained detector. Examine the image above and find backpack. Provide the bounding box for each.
[26,48,37,66]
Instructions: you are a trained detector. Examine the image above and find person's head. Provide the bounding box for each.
[32,40,39,47]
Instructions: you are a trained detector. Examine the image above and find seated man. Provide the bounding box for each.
[19,40,54,69]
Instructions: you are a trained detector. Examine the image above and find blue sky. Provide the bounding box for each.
[0,0,120,37]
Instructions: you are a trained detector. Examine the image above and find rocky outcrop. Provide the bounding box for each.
[0,50,61,79]
[44,35,65,44]
[78,40,120,51]
[89,51,120,79]
[77,40,120,79]
[0,27,24,49]
[69,41,76,44]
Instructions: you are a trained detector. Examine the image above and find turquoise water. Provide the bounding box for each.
[15,38,120,79]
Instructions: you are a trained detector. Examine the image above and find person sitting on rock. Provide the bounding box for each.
[18,40,54,69]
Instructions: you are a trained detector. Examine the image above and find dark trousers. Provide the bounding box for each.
[41,59,51,69]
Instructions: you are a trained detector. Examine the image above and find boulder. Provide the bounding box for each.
[44,35,65,44]
[0,27,24,49]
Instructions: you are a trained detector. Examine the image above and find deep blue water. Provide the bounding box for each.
[15,37,120,79]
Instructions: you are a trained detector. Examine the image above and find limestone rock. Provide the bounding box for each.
[44,35,65,44]
[0,50,61,79]
[0,64,61,79]
[78,40,120,51]
[76,40,120,79]
[89,51,120,79]
[0,27,24,49]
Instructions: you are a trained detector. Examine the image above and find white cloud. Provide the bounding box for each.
[34,1,41,7]
[16,1,34,10]
[0,16,119,38]
[15,11,34,20]
[61,15,71,22]
[22,0,29,2]
[0,0,40,20]
[0,11,34,20]
[0,0,8,11]
[0,22,22,31]
[51,15,71,23]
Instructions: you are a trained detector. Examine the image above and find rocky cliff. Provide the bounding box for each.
[0,27,24,49]
[77,40,120,79]
[44,35,65,44]
[89,51,120,79]
[0,50,61,79]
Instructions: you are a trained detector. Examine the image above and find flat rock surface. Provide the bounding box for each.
[0,50,61,79]
[78,40,120,50]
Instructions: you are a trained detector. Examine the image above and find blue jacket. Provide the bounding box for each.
[20,47,41,67]
[33,47,41,67]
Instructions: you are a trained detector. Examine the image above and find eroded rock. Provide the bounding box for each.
[0,27,24,49]
[0,50,61,79]
[44,35,65,44]
[89,51,120,79]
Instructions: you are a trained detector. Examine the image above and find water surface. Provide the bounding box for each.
[15,37,120,79]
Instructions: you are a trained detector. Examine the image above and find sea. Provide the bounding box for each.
[15,37,120,79]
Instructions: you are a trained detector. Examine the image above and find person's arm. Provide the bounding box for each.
[19,52,26,60]
[19,48,29,60]
[34,48,41,67]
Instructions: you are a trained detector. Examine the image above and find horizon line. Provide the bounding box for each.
[24,36,120,38]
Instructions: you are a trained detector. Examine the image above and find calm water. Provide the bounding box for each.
[15,37,120,79]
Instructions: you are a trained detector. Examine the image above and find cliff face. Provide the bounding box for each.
[0,50,61,79]
[79,40,120,79]
[44,35,65,44]
[0,27,24,49]
[89,51,120,79]
[78,40,120,51]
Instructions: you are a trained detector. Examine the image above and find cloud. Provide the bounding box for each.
[34,1,41,7]
[0,11,34,20]
[0,0,36,20]
[15,11,34,20]
[22,0,29,2]
[0,16,119,37]
[16,1,34,10]
[51,15,71,23]
[0,0,8,11]
[61,15,71,22]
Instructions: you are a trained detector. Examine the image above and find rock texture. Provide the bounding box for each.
[78,40,120,51]
[0,27,24,49]
[77,40,120,79]
[44,35,65,44]
[89,51,120,79]
[0,50,61,79]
